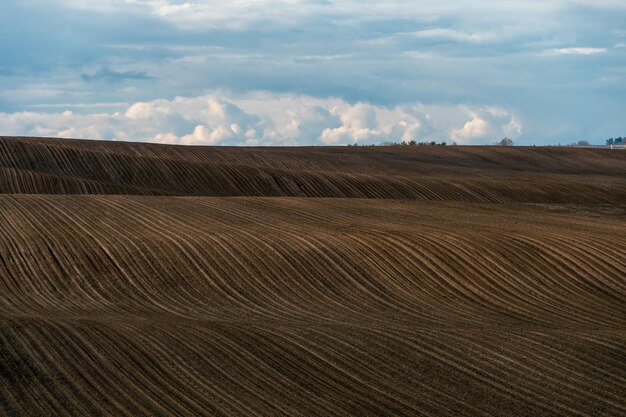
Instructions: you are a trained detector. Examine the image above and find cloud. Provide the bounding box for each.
[0,91,522,146]
[2,0,625,144]
[154,2,194,17]
[321,103,380,144]
[81,67,154,82]
[412,28,496,43]
[452,117,488,141]
[550,47,607,55]
[28,102,129,109]
[451,106,522,143]
[125,101,170,120]
[37,1,578,33]
[574,0,626,9]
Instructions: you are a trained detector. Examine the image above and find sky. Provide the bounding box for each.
[0,0,625,146]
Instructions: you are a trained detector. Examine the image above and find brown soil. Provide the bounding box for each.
[0,136,624,416]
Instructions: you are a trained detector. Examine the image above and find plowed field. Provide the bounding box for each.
[1,136,625,416]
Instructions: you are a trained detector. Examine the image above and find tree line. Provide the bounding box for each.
[349,137,516,147]
[347,136,625,147]
[348,140,450,147]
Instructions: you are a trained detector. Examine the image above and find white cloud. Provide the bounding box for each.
[451,106,522,143]
[574,0,626,9]
[177,124,227,145]
[321,103,379,144]
[154,2,193,16]
[43,0,572,32]
[0,92,522,146]
[550,47,607,55]
[412,28,496,43]
[28,102,129,109]
[0,86,65,101]
[125,101,169,119]
[452,117,488,141]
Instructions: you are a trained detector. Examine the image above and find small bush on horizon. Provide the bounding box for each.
[495,137,514,146]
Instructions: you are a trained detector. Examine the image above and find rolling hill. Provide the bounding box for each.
[2,136,626,203]
[0,136,625,416]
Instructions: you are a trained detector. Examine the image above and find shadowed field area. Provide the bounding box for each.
[2,136,626,203]
[0,136,625,416]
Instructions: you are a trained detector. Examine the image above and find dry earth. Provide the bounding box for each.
[0,136,625,416]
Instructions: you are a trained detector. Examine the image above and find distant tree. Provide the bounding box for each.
[495,137,514,146]
[606,137,625,145]
[408,140,417,146]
